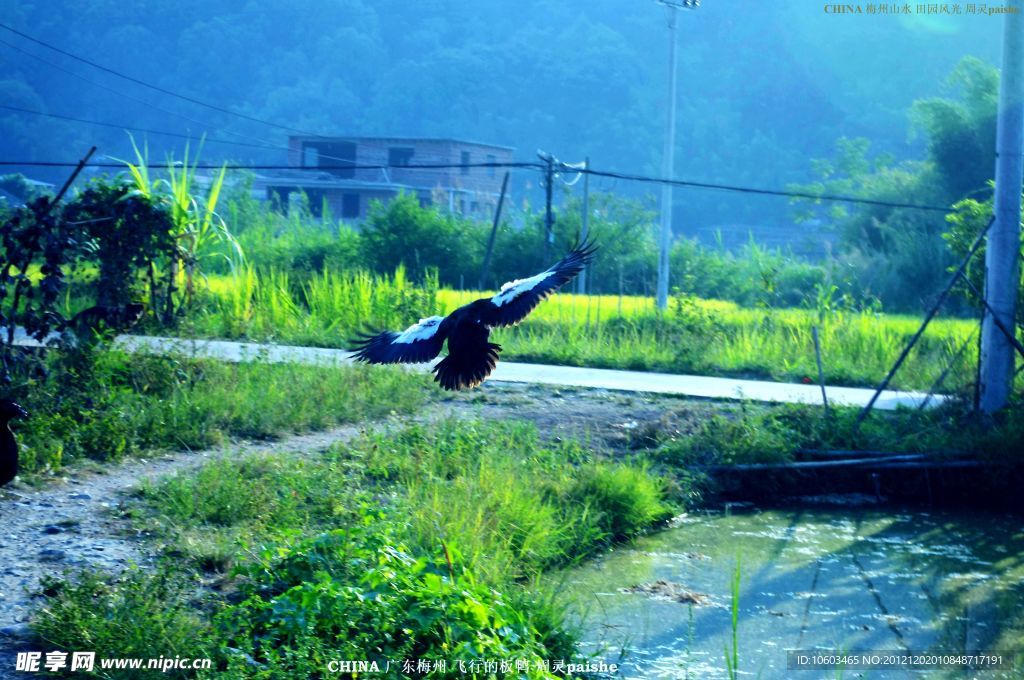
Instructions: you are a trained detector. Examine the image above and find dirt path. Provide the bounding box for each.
[0,382,705,673]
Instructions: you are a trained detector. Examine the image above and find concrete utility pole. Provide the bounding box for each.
[980,0,1024,414]
[656,0,699,310]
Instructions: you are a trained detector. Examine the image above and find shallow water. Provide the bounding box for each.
[558,507,1024,679]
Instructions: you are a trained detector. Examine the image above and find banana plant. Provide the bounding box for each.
[116,136,243,323]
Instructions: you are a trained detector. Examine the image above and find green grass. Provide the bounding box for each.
[180,268,983,392]
[11,350,431,478]
[347,419,672,582]
[653,397,1024,468]
[32,419,677,679]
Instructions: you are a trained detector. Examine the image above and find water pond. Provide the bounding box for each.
[558,506,1024,679]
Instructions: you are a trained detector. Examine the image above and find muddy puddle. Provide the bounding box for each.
[556,507,1024,679]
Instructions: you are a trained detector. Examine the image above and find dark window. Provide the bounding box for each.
[460,151,470,175]
[303,146,318,167]
[342,193,360,219]
[486,154,496,177]
[302,141,356,178]
[389,147,414,166]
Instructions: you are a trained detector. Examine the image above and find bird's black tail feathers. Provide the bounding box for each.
[433,341,502,390]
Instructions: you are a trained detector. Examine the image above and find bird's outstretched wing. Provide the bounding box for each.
[350,315,448,364]
[484,239,598,327]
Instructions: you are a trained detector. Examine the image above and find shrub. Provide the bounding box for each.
[216,526,572,678]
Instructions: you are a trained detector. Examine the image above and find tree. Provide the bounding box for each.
[791,57,999,311]
[0,197,77,384]
[358,193,484,287]
[63,179,176,308]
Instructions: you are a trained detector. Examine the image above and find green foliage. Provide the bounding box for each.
[33,568,211,680]
[911,56,998,199]
[97,420,673,678]
[10,351,429,477]
[360,193,484,287]
[118,139,242,323]
[655,399,1024,468]
[568,463,669,542]
[345,419,673,582]
[200,264,440,345]
[672,237,825,308]
[943,195,1024,324]
[63,178,176,308]
[724,557,741,680]
[219,183,364,283]
[188,266,979,391]
[0,195,79,383]
[661,409,800,466]
[793,57,999,312]
[218,525,571,678]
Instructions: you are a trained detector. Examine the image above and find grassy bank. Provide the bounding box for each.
[652,398,1024,467]
[32,420,675,678]
[10,350,431,479]
[183,267,978,391]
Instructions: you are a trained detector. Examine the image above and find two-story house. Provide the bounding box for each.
[253,136,515,220]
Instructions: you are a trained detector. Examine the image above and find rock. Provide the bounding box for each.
[42,525,62,535]
[38,549,66,562]
[69,493,91,500]
[621,580,714,606]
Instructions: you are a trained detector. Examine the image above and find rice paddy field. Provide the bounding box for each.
[183,267,981,392]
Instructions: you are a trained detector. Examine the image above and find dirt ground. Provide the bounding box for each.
[0,381,718,675]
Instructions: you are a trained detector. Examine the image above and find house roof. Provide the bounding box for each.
[289,135,516,152]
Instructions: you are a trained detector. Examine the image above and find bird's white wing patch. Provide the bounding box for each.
[395,316,445,343]
[492,271,554,307]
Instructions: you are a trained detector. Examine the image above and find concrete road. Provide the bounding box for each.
[113,335,940,410]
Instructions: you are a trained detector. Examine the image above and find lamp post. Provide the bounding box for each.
[655,0,699,310]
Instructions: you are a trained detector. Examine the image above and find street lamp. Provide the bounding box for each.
[655,0,699,310]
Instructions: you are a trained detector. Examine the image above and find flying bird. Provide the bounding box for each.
[0,398,28,487]
[351,240,597,390]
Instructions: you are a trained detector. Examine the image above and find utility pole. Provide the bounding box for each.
[980,0,1024,414]
[655,0,699,310]
[578,156,590,294]
[538,150,555,262]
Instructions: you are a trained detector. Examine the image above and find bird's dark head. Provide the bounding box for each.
[0,399,28,422]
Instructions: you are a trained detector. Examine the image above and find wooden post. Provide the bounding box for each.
[812,326,829,422]
[478,172,509,290]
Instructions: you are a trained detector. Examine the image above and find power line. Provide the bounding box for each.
[0,22,323,138]
[0,157,956,213]
[0,37,378,167]
[575,167,953,213]
[0,160,545,172]
[0,104,282,151]
[0,36,281,150]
